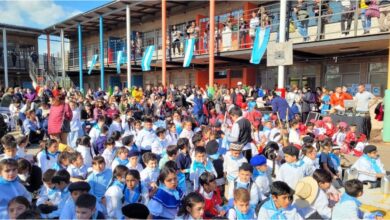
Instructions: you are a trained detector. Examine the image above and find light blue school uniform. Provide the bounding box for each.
[59,196,105,220]
[87,169,113,200]
[0,177,32,219]
[332,193,382,220]
[46,186,70,218]
[257,198,303,220]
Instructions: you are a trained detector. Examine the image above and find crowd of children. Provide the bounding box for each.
[0,91,387,220]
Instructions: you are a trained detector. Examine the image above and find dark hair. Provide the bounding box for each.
[270,181,294,197]
[101,125,109,134]
[142,152,158,164]
[75,193,96,209]
[16,136,28,146]
[144,117,153,123]
[344,179,364,197]
[113,165,129,179]
[8,196,31,209]
[17,158,31,173]
[1,134,17,149]
[192,132,203,146]
[79,136,91,148]
[0,158,18,172]
[69,152,82,164]
[177,138,189,150]
[97,115,106,123]
[16,210,42,219]
[199,172,216,186]
[158,166,177,184]
[239,163,253,173]
[42,169,57,183]
[57,151,71,166]
[229,106,243,117]
[301,145,315,156]
[155,127,166,136]
[110,131,121,141]
[166,145,178,157]
[312,169,332,184]
[177,192,204,217]
[126,169,141,181]
[194,146,206,155]
[51,169,71,184]
[290,119,300,126]
[40,139,58,161]
[92,156,105,165]
[163,160,179,171]
[106,137,115,146]
[122,135,134,146]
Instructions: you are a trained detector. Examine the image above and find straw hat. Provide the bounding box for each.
[294,177,319,208]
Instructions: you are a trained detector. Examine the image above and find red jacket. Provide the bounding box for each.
[48,103,73,135]
[199,188,223,219]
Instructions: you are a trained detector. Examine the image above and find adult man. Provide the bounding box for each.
[354,84,377,113]
[330,87,353,111]
[268,92,293,122]
[226,106,252,161]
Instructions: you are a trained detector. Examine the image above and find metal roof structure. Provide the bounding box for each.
[44,0,210,38]
[0,23,43,36]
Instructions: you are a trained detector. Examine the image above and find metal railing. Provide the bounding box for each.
[65,2,390,70]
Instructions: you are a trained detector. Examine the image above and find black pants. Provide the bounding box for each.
[29,130,44,144]
[172,40,181,54]
[242,149,252,162]
[341,8,354,34]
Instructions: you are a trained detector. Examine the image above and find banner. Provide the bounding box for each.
[250,27,270,64]
[116,51,123,74]
[183,38,196,67]
[88,54,98,75]
[141,45,155,71]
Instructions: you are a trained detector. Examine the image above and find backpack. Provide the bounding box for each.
[374,102,382,115]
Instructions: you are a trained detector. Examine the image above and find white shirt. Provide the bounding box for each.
[76,145,93,168]
[302,156,319,176]
[37,150,58,173]
[354,91,375,112]
[254,170,271,195]
[351,155,385,182]
[109,121,123,137]
[289,129,302,146]
[250,17,260,29]
[105,184,123,219]
[67,164,88,179]
[223,152,248,182]
[277,161,309,190]
[151,138,169,156]
[102,148,116,167]
[296,188,331,219]
[166,132,178,146]
[70,108,81,131]
[258,203,303,220]
[140,168,159,188]
[135,129,156,151]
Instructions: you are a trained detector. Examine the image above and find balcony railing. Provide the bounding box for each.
[66,2,389,71]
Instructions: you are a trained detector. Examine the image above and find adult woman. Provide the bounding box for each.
[23,110,43,144]
[93,100,106,120]
[48,94,73,144]
[320,87,331,115]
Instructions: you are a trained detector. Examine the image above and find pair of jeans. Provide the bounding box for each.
[361,9,372,32]
[292,13,309,40]
[341,7,354,34]
[172,40,181,54]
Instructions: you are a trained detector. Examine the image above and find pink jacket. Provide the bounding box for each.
[48,103,73,134]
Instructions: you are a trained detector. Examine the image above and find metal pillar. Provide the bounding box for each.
[126,4,132,89]
[99,16,105,90]
[162,0,167,87]
[47,34,51,69]
[78,24,83,92]
[60,29,65,79]
[2,29,8,88]
[278,0,287,89]
[209,0,215,87]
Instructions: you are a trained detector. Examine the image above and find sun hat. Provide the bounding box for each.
[294,176,319,208]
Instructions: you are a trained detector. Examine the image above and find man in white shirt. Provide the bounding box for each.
[249,11,260,41]
[354,84,377,112]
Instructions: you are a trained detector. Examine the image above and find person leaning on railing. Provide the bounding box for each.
[379,0,390,32]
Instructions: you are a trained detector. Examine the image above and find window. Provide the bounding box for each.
[230,70,242,78]
[215,71,227,79]
[143,31,155,47]
[325,64,360,90]
[369,62,388,96]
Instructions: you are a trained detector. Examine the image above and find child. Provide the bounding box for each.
[205,140,225,187]
[289,119,302,147]
[198,172,225,218]
[227,188,256,219]
[301,145,319,176]
[164,160,187,195]
[45,169,71,218]
[122,135,137,152]
[135,117,156,155]
[75,193,105,220]
[330,145,342,176]
[37,169,61,215]
[102,137,116,167]
[89,115,106,147]
[52,151,71,171]
[0,159,32,219]
[140,152,160,191]
[311,169,333,219]
[176,138,192,180]
[128,150,143,172]
[258,181,303,219]
[159,145,179,169]
[351,145,385,188]
[111,131,123,148]
[59,181,92,219]
[176,192,205,220]
[148,166,184,219]
[7,196,31,220]
[93,125,108,155]
[108,114,123,137]
[190,147,217,191]
[166,122,178,146]
[86,156,113,201]
[16,136,33,162]
[123,169,149,205]
[250,155,271,197]
[332,179,383,220]
[179,120,194,146]
[151,127,169,160]
[17,158,43,193]
[111,147,130,170]
[345,124,358,152]
[0,134,18,161]
[37,139,60,173]
[228,163,262,209]
[277,145,309,189]
[223,143,247,195]
[67,152,88,181]
[105,165,129,219]
[76,135,94,168]
[318,138,340,181]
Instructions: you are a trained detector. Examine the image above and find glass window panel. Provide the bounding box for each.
[230,70,242,78]
[339,63,360,74]
[326,65,339,75]
[342,74,360,87]
[326,74,342,90]
[369,63,388,73]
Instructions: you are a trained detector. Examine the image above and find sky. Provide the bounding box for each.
[0,0,112,54]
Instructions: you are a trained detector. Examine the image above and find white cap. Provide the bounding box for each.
[237,82,243,86]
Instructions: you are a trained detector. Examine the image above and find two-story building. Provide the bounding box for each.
[44,0,389,96]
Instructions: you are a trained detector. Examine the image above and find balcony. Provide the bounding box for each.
[65,2,390,72]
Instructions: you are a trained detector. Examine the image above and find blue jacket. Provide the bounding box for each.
[271,96,293,121]
[193,95,203,115]
[87,169,113,200]
[93,135,107,155]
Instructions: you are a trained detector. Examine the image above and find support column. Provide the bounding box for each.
[60,29,65,79]
[278,0,287,89]
[99,16,105,90]
[126,4,132,89]
[209,0,215,87]
[383,38,390,142]
[2,29,8,88]
[78,23,83,92]
[162,0,167,87]
[47,34,51,69]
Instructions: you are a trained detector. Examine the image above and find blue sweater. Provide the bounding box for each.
[0,178,32,219]
[87,169,113,200]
